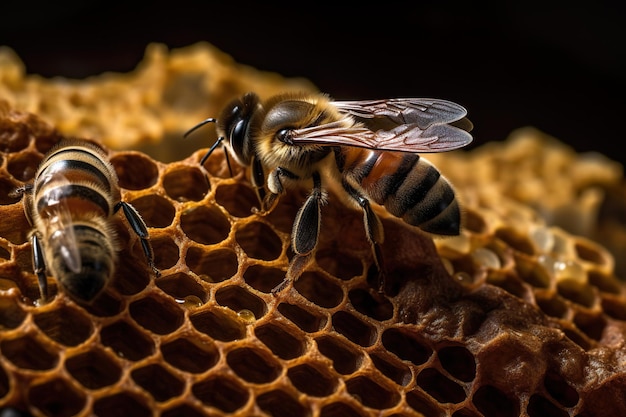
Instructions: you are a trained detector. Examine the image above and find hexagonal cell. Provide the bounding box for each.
[278,302,328,333]
[287,362,338,397]
[416,367,466,404]
[574,238,610,266]
[243,264,286,293]
[131,363,185,402]
[128,194,175,228]
[129,294,185,335]
[151,235,180,270]
[316,248,363,281]
[226,346,282,384]
[110,152,159,191]
[33,305,94,346]
[601,297,626,321]
[7,151,41,181]
[316,335,364,375]
[294,271,343,308]
[574,311,607,341]
[348,288,394,322]
[215,182,260,217]
[190,308,246,342]
[180,205,230,245]
[1,334,58,370]
[255,322,306,360]
[345,375,400,410]
[557,280,596,308]
[516,256,552,289]
[437,345,476,383]
[495,227,535,255]
[162,165,208,202]
[0,124,31,152]
[588,270,623,295]
[472,385,519,417]
[100,320,155,361]
[536,294,569,319]
[192,376,249,413]
[215,285,266,319]
[65,347,123,389]
[161,336,219,374]
[332,311,377,347]
[369,351,412,386]
[93,392,152,417]
[0,297,27,329]
[382,328,433,366]
[156,272,208,302]
[28,377,86,417]
[235,221,282,261]
[256,389,310,417]
[186,247,238,283]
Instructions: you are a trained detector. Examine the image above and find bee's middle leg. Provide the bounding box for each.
[272,171,323,294]
[342,180,387,293]
[115,201,160,277]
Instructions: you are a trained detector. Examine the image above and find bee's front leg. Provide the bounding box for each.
[257,166,299,213]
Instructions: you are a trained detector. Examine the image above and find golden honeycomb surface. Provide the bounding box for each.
[0,42,626,417]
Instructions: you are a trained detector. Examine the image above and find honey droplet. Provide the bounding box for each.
[176,295,203,308]
[237,309,256,324]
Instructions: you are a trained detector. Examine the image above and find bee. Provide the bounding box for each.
[11,139,160,303]
[186,92,472,293]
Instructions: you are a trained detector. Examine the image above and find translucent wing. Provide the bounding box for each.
[39,173,82,273]
[289,98,473,152]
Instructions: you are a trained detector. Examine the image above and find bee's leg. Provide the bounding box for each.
[342,180,386,293]
[272,171,323,294]
[30,233,49,302]
[115,201,160,278]
[260,166,299,213]
[250,156,267,210]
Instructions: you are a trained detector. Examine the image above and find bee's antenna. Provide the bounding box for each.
[183,117,217,138]
[185,118,233,177]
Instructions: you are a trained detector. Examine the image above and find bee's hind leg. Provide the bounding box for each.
[342,180,387,293]
[30,233,49,302]
[272,171,324,294]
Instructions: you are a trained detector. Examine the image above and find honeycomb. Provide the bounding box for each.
[1,43,626,417]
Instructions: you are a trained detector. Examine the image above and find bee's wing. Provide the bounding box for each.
[40,174,82,273]
[290,98,473,152]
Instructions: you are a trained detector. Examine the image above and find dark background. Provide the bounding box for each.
[2,2,625,166]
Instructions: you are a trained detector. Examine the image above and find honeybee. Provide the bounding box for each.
[11,139,160,303]
[186,92,472,293]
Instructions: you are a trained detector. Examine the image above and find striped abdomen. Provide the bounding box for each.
[30,141,120,301]
[336,147,461,235]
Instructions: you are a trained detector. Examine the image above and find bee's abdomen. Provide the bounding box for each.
[51,224,115,302]
[340,148,461,235]
[34,144,117,219]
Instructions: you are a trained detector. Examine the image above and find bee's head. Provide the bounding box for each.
[217,92,260,165]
